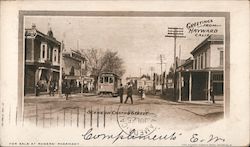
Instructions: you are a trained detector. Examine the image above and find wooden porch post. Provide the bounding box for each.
[178,72,182,102]
[189,72,192,102]
[31,38,34,61]
[208,71,211,102]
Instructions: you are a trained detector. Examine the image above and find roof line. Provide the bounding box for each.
[190,34,223,55]
[25,28,61,45]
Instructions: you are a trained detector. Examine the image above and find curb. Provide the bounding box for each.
[177,107,223,117]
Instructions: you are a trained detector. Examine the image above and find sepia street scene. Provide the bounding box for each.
[23,16,225,129]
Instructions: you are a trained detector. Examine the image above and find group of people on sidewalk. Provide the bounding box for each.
[35,80,72,100]
[35,81,57,97]
[118,82,145,104]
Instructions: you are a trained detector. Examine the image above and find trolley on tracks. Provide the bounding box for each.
[97,72,121,96]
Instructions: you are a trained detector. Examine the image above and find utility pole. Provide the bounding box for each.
[139,67,142,77]
[165,27,186,101]
[178,45,182,102]
[149,66,154,80]
[157,54,167,94]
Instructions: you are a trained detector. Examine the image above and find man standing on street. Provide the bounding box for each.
[35,81,40,96]
[65,81,71,100]
[124,82,133,104]
[210,86,215,104]
[118,84,124,103]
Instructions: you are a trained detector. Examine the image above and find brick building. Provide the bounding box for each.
[24,24,61,95]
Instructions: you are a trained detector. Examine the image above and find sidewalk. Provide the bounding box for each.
[176,100,224,117]
[178,100,223,106]
[24,92,97,103]
[26,92,96,97]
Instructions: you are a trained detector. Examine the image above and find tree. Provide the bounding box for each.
[80,48,104,76]
[81,48,126,88]
[101,50,126,76]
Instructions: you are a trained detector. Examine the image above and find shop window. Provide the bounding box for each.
[40,42,48,60]
[54,49,57,62]
[220,51,223,66]
[205,52,207,68]
[42,45,46,59]
[194,58,197,69]
[48,46,51,60]
[109,77,113,83]
[201,54,203,69]
[104,77,109,83]
[99,77,103,83]
[213,74,224,81]
[197,56,200,69]
[40,69,49,81]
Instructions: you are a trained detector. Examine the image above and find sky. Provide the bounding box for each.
[25,16,225,79]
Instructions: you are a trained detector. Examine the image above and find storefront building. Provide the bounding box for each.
[24,24,61,95]
[177,35,224,102]
[62,49,93,93]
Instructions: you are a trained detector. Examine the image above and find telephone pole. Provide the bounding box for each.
[158,54,166,75]
[157,54,167,94]
[165,27,186,101]
[139,67,142,77]
[149,66,154,79]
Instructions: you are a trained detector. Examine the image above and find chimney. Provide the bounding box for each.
[32,23,36,29]
[47,27,53,37]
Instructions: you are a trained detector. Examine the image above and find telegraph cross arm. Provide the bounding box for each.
[168,27,184,30]
[165,35,186,38]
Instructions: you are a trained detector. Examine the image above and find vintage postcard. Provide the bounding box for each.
[0,0,249,146]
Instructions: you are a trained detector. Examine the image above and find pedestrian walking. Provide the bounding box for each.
[65,82,71,100]
[62,81,66,95]
[142,89,146,99]
[118,84,124,103]
[124,82,133,104]
[49,81,55,96]
[35,81,40,96]
[210,86,215,104]
[138,86,144,100]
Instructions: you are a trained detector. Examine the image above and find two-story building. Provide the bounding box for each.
[24,24,61,95]
[62,49,89,93]
[177,35,224,102]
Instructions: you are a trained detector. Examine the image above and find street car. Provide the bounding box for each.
[97,72,120,96]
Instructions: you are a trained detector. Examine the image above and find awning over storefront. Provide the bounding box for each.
[177,68,223,73]
[176,69,223,102]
